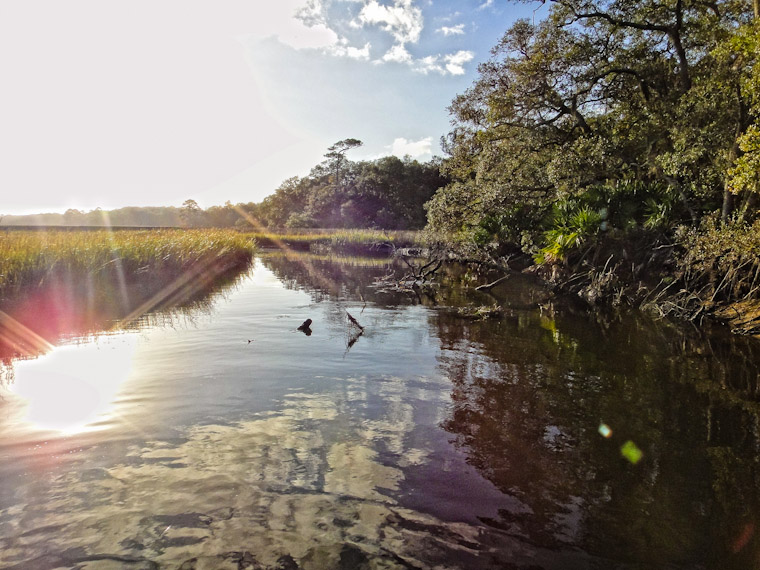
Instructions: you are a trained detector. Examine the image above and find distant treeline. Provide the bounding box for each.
[2,142,447,231]
[1,207,187,228]
[256,140,447,230]
[0,203,260,230]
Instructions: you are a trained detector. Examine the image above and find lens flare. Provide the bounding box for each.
[621,440,643,465]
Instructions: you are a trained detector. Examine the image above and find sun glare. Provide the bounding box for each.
[10,335,138,434]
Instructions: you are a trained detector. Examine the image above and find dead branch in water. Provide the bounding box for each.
[399,256,443,282]
[343,311,365,358]
[475,274,510,292]
[346,311,364,331]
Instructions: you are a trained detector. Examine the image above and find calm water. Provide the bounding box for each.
[1,252,760,569]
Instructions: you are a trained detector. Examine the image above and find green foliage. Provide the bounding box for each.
[535,205,601,265]
[259,152,447,230]
[285,212,318,229]
[428,0,759,263]
[472,206,542,247]
[533,181,679,264]
[728,124,760,195]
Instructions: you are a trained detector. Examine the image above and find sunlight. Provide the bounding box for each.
[10,335,138,434]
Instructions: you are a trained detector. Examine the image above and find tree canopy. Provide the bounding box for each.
[256,141,447,230]
[427,0,760,262]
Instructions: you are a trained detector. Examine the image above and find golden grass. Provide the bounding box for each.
[0,229,255,294]
[243,228,424,250]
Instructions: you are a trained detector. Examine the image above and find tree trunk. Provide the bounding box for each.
[721,188,735,223]
[721,138,738,224]
[740,191,759,222]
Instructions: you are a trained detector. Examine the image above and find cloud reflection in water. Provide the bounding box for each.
[0,388,520,569]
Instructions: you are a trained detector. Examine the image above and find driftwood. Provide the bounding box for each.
[297,318,313,336]
[399,256,443,282]
[342,311,365,358]
[475,275,510,292]
[346,311,364,331]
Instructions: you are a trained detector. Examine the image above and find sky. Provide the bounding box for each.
[0,0,540,215]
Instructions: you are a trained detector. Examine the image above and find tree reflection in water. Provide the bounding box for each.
[435,292,760,569]
[261,252,760,568]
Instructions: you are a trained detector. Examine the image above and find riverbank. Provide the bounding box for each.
[441,220,760,337]
[0,229,256,374]
[243,228,424,255]
[0,229,255,299]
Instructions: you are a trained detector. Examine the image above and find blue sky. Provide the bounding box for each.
[0,0,540,215]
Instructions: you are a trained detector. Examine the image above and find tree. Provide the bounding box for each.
[255,150,446,229]
[721,18,760,218]
[63,209,84,225]
[180,199,204,227]
[429,0,756,254]
[324,138,363,190]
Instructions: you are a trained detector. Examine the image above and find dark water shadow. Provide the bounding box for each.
[433,290,760,569]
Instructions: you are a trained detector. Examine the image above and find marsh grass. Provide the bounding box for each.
[244,229,424,252]
[0,229,255,296]
[0,229,256,378]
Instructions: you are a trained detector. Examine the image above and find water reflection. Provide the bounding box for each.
[1,253,760,569]
[0,260,251,383]
[0,262,252,441]
[0,384,500,569]
[435,295,760,569]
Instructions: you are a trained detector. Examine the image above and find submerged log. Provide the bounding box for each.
[297,318,313,336]
[475,275,510,292]
[346,311,364,331]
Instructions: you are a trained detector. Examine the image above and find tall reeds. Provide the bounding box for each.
[244,228,424,252]
[0,229,255,296]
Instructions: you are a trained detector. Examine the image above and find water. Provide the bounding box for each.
[1,251,760,569]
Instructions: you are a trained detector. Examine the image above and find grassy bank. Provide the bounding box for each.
[243,228,425,254]
[0,229,255,297]
[0,229,255,379]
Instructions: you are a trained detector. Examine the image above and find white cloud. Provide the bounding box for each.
[277,22,342,51]
[415,55,440,74]
[388,137,433,159]
[271,0,371,60]
[414,50,474,76]
[262,1,471,76]
[357,0,423,44]
[332,41,372,60]
[295,0,327,27]
[382,43,413,64]
[266,0,335,51]
[437,24,465,36]
[478,0,495,9]
[443,50,474,75]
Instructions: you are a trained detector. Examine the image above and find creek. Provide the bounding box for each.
[1,251,759,569]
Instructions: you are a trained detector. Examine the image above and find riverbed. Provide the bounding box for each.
[1,252,759,569]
